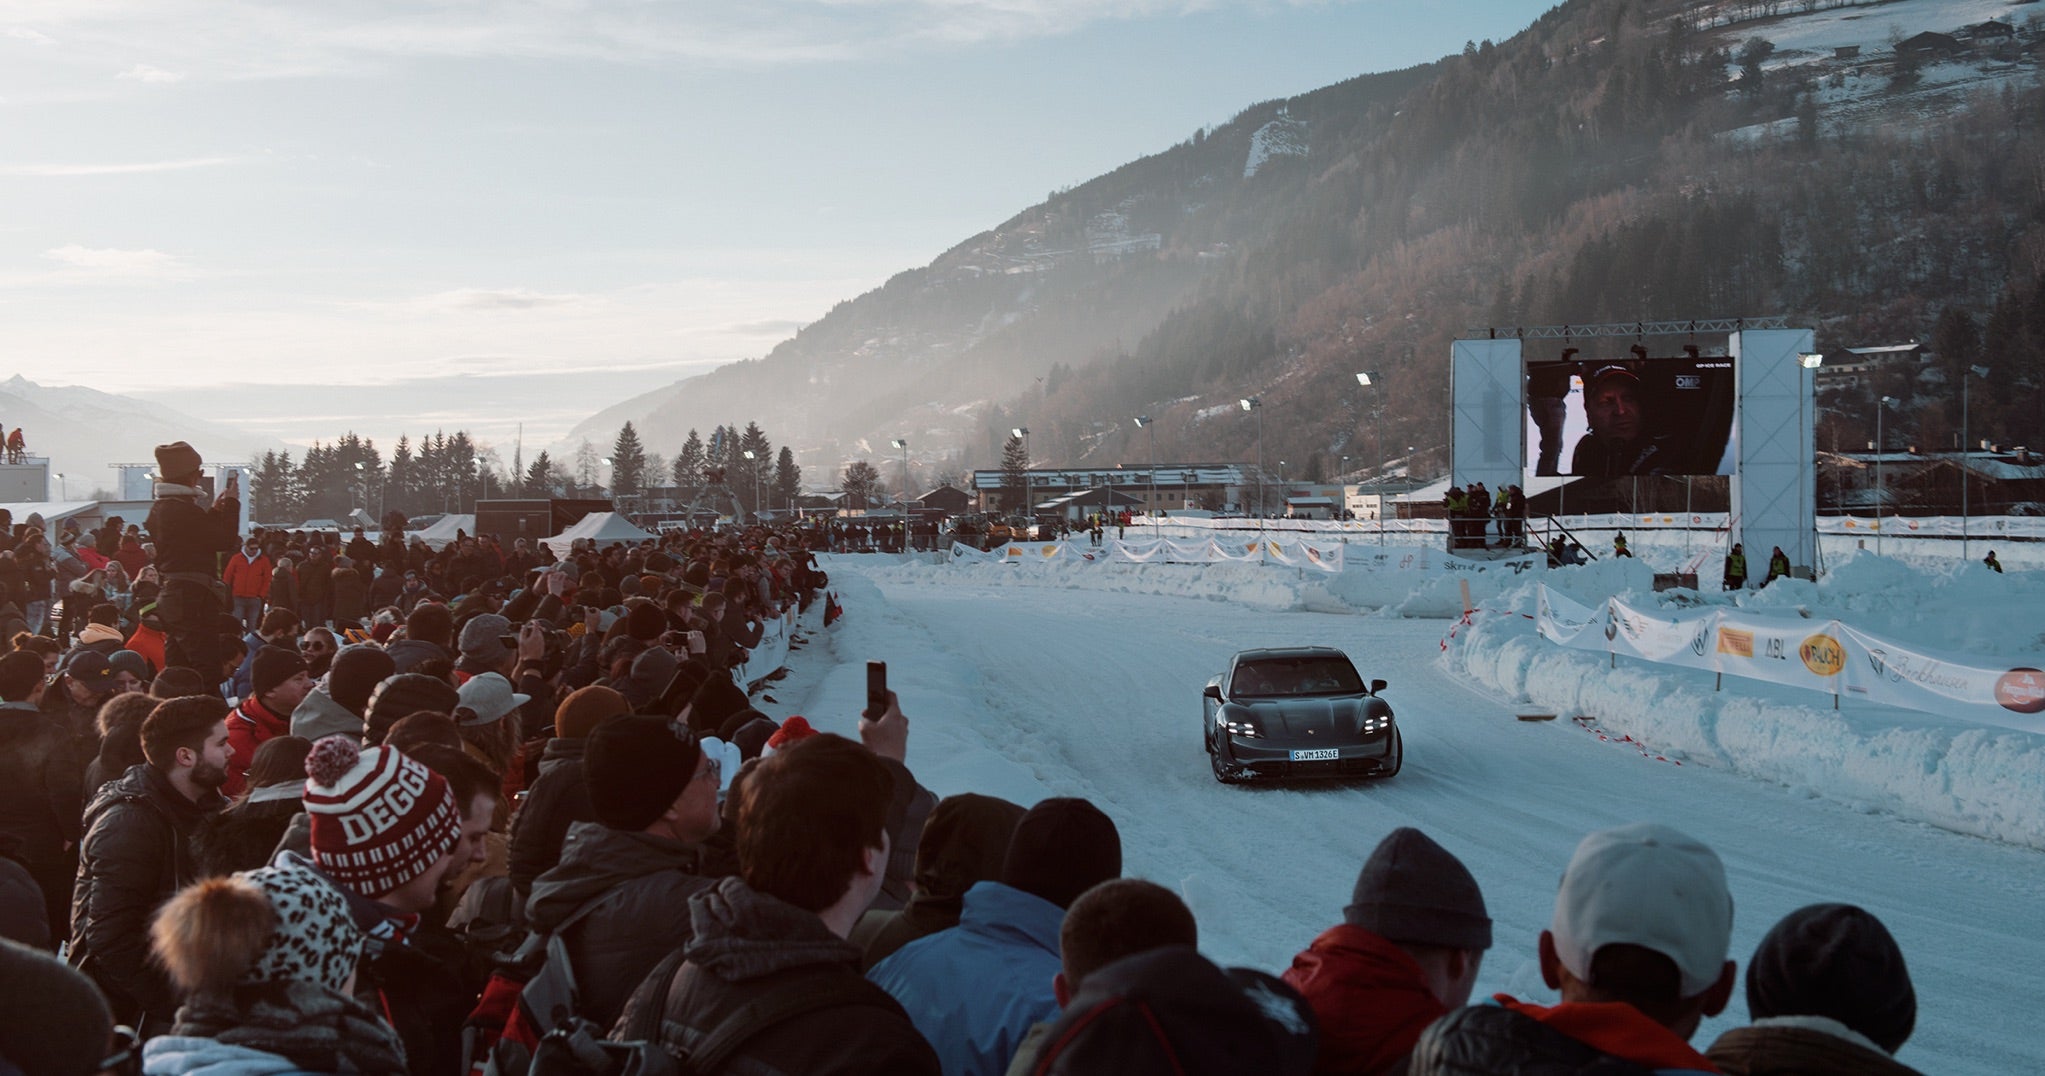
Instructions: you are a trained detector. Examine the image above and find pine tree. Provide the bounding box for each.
[674,430,705,489]
[774,447,802,513]
[523,450,555,497]
[610,421,648,499]
[1001,433,1030,511]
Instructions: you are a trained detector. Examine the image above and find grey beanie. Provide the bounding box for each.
[1342,827,1492,950]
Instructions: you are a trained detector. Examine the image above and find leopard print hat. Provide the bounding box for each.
[238,860,364,993]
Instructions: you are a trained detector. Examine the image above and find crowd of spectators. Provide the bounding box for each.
[0,441,1928,1075]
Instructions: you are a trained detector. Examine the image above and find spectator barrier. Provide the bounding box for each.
[1537,584,2045,734]
[948,536,1347,572]
[733,606,802,690]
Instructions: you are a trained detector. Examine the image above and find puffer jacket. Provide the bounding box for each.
[866,881,1062,1076]
[523,821,715,1030]
[1282,924,1448,1075]
[1706,1018,1924,1076]
[0,700,86,939]
[329,566,367,624]
[611,875,939,1076]
[505,738,596,894]
[191,784,305,879]
[1409,997,1718,1075]
[71,763,226,1024]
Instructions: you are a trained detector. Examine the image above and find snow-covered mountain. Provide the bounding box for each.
[0,374,285,493]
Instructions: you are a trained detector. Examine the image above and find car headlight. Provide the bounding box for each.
[1223,719,1261,738]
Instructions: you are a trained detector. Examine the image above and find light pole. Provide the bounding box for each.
[1240,397,1263,528]
[1961,364,1990,558]
[51,472,66,500]
[890,438,910,511]
[1796,353,1823,573]
[1012,427,1031,529]
[1357,371,1384,543]
[1133,417,1158,535]
[1876,395,1897,555]
[741,449,763,523]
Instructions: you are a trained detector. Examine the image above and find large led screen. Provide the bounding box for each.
[1525,357,1737,478]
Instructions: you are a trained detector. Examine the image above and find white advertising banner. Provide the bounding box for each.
[1537,586,1604,648]
[1706,610,1847,697]
[955,537,1346,572]
[1836,625,2045,734]
[1602,598,1720,670]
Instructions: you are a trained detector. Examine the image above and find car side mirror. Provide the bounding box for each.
[1203,684,1223,701]
[1371,679,1388,695]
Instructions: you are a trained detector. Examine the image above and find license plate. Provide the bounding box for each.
[1290,748,1339,761]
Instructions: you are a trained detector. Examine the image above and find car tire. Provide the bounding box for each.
[1210,735,1243,784]
[1376,726,1403,778]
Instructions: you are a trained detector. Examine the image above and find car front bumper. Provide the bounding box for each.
[1218,731,1396,779]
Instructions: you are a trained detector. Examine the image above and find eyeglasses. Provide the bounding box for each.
[669,722,719,786]
[99,1026,141,1076]
[299,641,331,653]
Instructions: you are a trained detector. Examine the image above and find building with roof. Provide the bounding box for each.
[969,464,1253,515]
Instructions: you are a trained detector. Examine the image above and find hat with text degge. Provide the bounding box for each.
[302,736,461,897]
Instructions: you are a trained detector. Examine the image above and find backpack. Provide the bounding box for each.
[465,888,619,1076]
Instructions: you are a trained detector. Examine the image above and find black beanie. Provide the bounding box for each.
[1003,797,1121,909]
[364,673,461,731]
[627,602,666,641]
[585,715,699,830]
[687,673,751,736]
[1746,903,1916,1054]
[251,645,309,700]
[0,938,115,1076]
[1342,827,1492,950]
[329,646,397,716]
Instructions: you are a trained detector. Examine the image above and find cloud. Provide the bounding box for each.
[116,63,184,83]
[43,244,187,278]
[5,27,56,46]
[0,156,238,177]
[407,288,594,312]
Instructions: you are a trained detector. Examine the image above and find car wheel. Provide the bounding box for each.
[1376,726,1403,778]
[1210,736,1243,784]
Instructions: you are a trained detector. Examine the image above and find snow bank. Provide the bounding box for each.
[1450,572,2045,851]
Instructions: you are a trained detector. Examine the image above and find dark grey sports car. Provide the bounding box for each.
[1202,647,1399,783]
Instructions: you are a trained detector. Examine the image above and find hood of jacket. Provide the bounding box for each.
[1281,924,1446,1075]
[537,735,586,775]
[526,821,708,931]
[683,874,862,984]
[141,1037,302,1076]
[287,687,361,742]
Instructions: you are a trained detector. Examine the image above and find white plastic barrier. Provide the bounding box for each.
[950,537,1346,573]
[1535,584,2045,733]
[733,607,799,689]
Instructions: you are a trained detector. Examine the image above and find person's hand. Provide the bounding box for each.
[584,607,602,634]
[517,621,546,663]
[860,689,908,763]
[687,630,706,655]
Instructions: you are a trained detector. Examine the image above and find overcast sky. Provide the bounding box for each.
[0,0,1543,459]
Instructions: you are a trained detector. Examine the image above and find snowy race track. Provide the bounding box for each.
[777,557,2045,1074]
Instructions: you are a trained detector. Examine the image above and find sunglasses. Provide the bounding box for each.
[300,641,332,653]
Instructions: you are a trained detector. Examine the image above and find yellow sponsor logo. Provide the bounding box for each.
[1800,633,1845,676]
[1716,628,1754,658]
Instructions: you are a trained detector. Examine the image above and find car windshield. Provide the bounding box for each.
[1232,656,1363,697]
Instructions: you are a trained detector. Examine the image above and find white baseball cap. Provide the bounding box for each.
[1550,822,1733,999]
[454,672,532,727]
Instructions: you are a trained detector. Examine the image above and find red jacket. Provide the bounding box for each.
[224,695,290,798]
[223,550,272,600]
[1282,924,1446,1074]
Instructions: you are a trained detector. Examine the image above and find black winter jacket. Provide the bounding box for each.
[613,876,940,1076]
[0,701,84,867]
[506,738,595,894]
[70,763,224,1023]
[1408,1003,1695,1075]
[524,822,715,1030]
[190,784,306,878]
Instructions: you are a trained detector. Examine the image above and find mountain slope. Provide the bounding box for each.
[572,0,2045,484]
[0,374,285,492]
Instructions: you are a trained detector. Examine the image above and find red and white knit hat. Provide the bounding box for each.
[302,735,462,898]
[763,715,819,757]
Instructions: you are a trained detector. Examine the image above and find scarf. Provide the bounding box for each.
[153,481,215,511]
[174,979,408,1075]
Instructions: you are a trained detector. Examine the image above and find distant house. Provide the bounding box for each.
[1833,45,1861,61]
[915,483,973,515]
[1896,31,1964,59]
[1962,20,2015,42]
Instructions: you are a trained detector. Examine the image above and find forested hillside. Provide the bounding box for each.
[573,0,2045,484]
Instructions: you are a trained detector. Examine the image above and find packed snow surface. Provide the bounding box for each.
[767,544,2045,1075]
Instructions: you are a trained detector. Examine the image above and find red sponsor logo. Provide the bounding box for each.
[1995,668,2045,713]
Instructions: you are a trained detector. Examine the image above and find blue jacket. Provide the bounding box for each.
[867,881,1062,1076]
